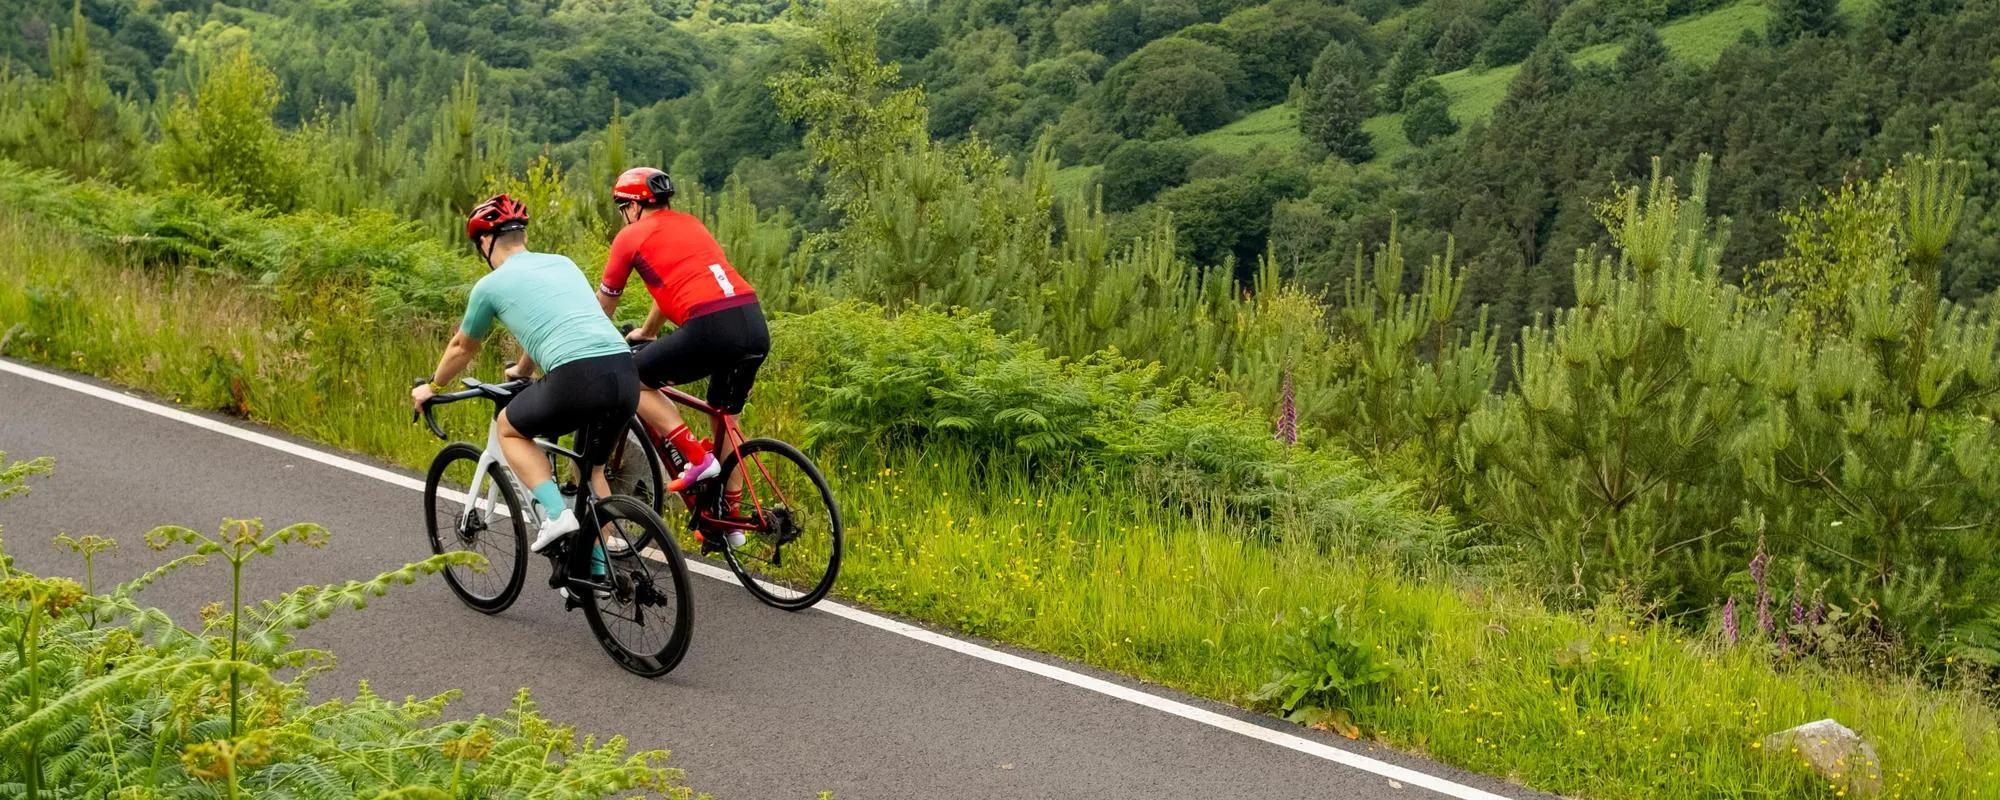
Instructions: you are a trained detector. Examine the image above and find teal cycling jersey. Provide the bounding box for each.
[461,251,629,371]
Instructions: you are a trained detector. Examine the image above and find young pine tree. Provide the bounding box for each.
[12,3,146,181]
[1300,42,1375,163]
[158,48,303,211]
[1768,0,1843,43]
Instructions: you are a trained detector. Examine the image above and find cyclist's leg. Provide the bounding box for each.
[634,319,729,487]
[497,382,568,523]
[506,354,634,549]
[706,304,770,501]
[582,362,642,565]
[583,359,643,501]
[635,391,686,447]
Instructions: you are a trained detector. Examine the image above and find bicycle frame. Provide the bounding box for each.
[640,385,795,533]
[420,379,613,597]
[447,416,534,528]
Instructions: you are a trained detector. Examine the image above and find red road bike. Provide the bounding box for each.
[603,350,842,611]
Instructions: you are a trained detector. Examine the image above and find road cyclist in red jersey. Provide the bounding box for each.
[597,166,771,543]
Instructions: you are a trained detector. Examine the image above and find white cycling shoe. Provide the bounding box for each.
[531,508,580,552]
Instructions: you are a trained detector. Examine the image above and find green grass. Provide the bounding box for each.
[1189,103,1302,156]
[1051,164,1099,199]
[1575,1,1774,68]
[7,212,2000,799]
[1363,112,1412,164]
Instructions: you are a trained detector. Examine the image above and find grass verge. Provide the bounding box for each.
[3,212,1998,799]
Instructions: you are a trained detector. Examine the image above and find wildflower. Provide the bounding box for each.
[1275,371,1298,446]
[1722,595,1739,646]
[1751,537,1774,635]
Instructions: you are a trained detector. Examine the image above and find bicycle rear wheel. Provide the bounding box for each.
[423,443,528,614]
[715,438,843,610]
[580,495,695,677]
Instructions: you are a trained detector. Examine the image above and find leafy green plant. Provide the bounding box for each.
[1252,607,1396,738]
[0,458,702,799]
[773,303,1446,554]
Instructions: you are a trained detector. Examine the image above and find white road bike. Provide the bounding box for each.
[415,375,693,677]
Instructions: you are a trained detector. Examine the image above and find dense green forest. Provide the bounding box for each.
[9,0,2000,335]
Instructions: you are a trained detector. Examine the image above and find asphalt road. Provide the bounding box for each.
[0,360,1543,800]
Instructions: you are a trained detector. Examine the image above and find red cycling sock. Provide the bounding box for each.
[665,425,710,464]
[722,488,743,514]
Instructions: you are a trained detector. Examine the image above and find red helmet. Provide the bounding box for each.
[612,167,675,204]
[465,194,530,242]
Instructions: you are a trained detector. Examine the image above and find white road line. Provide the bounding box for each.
[0,357,1518,800]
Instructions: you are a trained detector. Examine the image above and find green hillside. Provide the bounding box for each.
[1188,103,1302,155]
[1177,0,1779,165]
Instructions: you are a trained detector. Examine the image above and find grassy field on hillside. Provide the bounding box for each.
[1176,0,1789,166]
[1424,1,1775,135]
[1188,103,1301,155]
[1052,163,1098,198]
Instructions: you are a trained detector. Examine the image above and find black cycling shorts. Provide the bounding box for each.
[503,353,641,467]
[634,302,770,414]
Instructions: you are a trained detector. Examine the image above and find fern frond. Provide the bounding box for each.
[114,553,214,599]
[246,554,477,648]
[0,657,273,752]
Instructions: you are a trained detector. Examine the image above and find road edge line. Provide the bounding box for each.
[1,356,1518,800]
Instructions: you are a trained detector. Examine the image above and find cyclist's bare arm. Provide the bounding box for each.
[508,347,537,380]
[638,305,667,339]
[430,330,483,386]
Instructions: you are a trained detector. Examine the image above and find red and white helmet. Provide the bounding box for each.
[612,166,675,204]
[465,194,530,242]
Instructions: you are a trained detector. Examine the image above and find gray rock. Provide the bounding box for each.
[1762,719,1883,796]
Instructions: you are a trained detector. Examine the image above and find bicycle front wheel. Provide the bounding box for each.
[423,443,529,614]
[580,495,695,677]
[715,438,843,610]
[605,418,666,515]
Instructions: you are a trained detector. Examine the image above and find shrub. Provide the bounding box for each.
[1480,8,1547,66]
[1100,138,1198,212]
[0,159,475,321]
[1400,79,1459,147]
[768,303,1447,554]
[158,49,308,212]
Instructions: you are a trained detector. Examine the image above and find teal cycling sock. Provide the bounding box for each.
[591,544,607,578]
[530,480,568,520]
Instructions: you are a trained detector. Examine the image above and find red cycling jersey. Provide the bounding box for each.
[600,209,757,325]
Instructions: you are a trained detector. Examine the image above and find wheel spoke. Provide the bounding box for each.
[718,441,841,609]
[583,499,691,675]
[427,447,527,613]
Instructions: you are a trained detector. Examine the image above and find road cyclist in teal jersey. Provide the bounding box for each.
[410,195,641,573]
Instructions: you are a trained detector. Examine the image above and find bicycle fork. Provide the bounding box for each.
[458,421,534,532]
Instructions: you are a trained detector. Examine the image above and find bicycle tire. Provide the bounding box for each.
[423,443,529,614]
[715,438,843,611]
[580,495,695,677]
[605,418,667,516]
